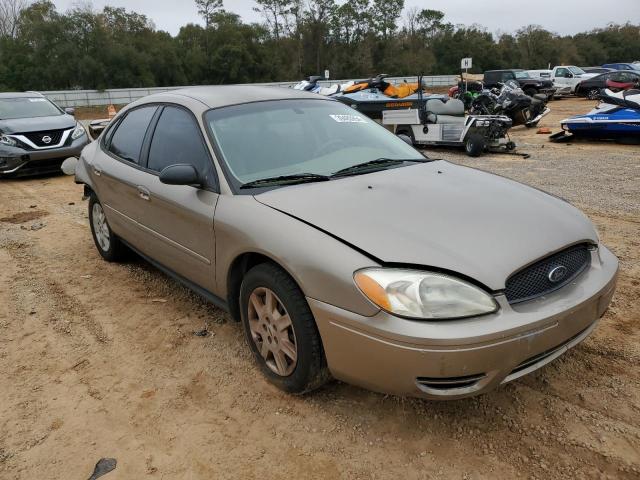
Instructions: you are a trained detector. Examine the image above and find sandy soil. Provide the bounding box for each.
[0,98,639,480]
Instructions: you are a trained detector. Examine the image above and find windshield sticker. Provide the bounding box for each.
[28,98,47,102]
[330,114,366,123]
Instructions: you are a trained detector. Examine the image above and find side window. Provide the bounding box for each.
[609,72,624,82]
[147,106,211,177]
[108,106,157,164]
[556,68,569,78]
[504,72,515,80]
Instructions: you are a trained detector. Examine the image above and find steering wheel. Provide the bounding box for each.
[314,138,347,157]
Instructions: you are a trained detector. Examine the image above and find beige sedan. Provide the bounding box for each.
[72,86,618,399]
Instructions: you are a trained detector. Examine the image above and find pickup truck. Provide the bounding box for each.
[527,66,597,95]
[483,69,555,98]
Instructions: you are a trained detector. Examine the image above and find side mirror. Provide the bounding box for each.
[566,73,574,78]
[159,164,201,186]
[65,107,75,116]
[397,134,413,146]
[61,157,78,176]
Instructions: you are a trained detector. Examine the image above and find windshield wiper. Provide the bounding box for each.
[331,158,430,178]
[240,173,331,189]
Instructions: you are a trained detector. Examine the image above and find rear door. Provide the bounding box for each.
[92,105,159,248]
[133,105,219,291]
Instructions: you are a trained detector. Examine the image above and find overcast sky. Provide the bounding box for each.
[52,0,640,36]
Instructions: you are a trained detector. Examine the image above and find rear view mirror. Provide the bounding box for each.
[65,107,75,116]
[159,164,200,186]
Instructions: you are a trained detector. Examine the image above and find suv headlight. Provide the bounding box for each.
[0,134,17,147]
[71,123,86,140]
[354,268,498,320]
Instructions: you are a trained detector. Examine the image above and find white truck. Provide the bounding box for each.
[527,66,597,96]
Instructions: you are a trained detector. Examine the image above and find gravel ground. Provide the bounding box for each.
[0,97,638,479]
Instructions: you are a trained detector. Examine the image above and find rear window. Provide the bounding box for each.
[108,106,157,164]
[0,97,62,120]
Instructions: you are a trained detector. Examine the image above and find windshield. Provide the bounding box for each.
[568,66,586,75]
[205,99,425,189]
[514,71,529,79]
[0,97,62,120]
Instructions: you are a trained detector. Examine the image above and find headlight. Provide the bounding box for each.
[0,134,17,147]
[71,123,86,140]
[354,268,498,320]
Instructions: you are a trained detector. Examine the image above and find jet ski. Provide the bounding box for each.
[333,74,445,120]
[551,89,640,141]
[292,76,354,96]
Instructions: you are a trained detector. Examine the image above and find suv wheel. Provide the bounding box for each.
[88,194,125,262]
[240,263,329,394]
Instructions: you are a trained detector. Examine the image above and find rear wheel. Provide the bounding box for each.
[465,133,486,157]
[88,194,126,262]
[240,263,329,394]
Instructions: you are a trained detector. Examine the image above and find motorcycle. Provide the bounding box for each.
[449,80,484,111]
[470,80,550,128]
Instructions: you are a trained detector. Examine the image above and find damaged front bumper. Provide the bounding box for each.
[309,246,618,400]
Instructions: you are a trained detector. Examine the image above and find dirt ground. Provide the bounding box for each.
[0,97,639,480]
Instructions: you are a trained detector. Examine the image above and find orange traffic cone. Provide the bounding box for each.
[107,104,116,118]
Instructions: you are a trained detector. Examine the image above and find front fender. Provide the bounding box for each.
[214,195,381,317]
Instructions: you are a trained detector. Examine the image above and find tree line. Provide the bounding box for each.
[0,0,638,91]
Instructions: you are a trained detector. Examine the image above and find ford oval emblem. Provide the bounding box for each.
[548,265,568,283]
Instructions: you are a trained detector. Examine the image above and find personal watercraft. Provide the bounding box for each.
[332,74,445,120]
[552,89,640,141]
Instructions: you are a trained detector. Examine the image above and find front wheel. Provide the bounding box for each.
[88,194,126,262]
[240,263,329,394]
[465,133,486,157]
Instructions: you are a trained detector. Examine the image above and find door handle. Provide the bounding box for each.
[137,186,150,201]
[93,166,102,176]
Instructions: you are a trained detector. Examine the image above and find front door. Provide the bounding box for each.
[133,105,218,292]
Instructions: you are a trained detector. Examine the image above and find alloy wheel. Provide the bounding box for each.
[247,287,298,376]
[92,203,110,252]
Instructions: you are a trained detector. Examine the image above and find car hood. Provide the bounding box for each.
[256,161,597,290]
[0,114,75,134]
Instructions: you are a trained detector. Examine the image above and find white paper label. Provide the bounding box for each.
[330,114,366,123]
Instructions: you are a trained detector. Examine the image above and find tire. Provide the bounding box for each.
[465,133,486,157]
[587,88,600,100]
[88,194,126,262]
[396,126,415,145]
[240,263,329,394]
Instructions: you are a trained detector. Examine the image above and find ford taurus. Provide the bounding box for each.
[72,86,618,399]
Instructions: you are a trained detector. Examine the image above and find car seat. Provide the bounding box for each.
[425,98,466,124]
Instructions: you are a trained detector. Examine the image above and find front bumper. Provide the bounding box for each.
[309,246,618,400]
[0,135,89,177]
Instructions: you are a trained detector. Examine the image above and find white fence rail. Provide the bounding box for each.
[40,75,458,108]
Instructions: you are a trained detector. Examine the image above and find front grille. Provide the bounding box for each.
[22,129,66,148]
[505,244,591,304]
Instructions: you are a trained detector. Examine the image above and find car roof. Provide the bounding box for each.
[142,85,328,109]
[0,91,45,99]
